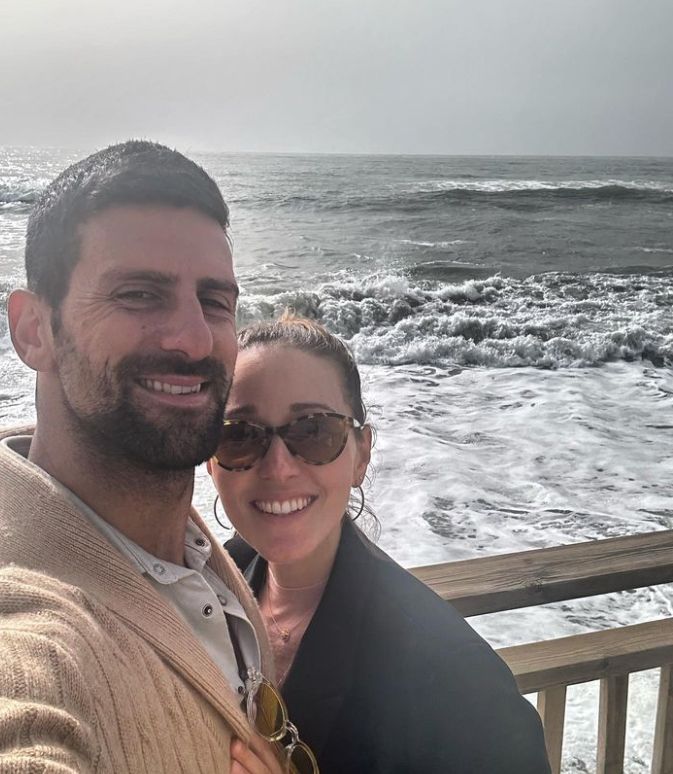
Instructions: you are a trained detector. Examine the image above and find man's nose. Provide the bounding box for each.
[159,298,214,361]
[257,435,301,481]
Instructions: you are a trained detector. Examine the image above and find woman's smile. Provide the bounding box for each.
[252,495,317,515]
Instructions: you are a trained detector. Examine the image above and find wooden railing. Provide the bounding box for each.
[410,530,673,774]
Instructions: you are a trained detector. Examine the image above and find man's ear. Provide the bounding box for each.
[7,289,57,372]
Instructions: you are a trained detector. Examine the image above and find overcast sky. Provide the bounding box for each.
[1,0,672,155]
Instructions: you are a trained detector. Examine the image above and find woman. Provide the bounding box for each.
[210,315,550,774]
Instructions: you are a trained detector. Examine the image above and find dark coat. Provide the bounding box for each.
[226,520,550,774]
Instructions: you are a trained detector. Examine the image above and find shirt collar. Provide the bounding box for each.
[1,434,212,584]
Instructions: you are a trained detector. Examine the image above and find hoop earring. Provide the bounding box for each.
[212,494,232,532]
[351,485,365,522]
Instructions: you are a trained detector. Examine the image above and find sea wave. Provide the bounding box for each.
[400,239,471,248]
[377,183,673,213]
[415,178,673,194]
[237,271,673,369]
[0,181,42,206]
[226,179,673,213]
[635,247,673,255]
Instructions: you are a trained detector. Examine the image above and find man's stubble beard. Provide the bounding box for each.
[54,330,231,473]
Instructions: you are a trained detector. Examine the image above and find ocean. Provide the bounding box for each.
[1,148,672,771]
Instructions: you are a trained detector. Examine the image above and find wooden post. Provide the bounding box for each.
[537,686,567,774]
[652,665,673,774]
[597,675,629,774]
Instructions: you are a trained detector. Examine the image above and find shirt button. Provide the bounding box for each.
[195,538,207,547]
[202,604,214,617]
[153,563,166,575]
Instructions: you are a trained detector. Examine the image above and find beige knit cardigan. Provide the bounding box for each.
[0,427,274,773]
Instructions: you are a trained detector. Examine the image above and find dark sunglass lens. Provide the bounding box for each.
[251,681,286,741]
[288,741,319,774]
[285,415,348,465]
[217,423,266,470]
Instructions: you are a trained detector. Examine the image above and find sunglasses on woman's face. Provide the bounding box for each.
[213,412,362,472]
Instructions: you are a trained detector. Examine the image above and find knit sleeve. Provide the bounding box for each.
[0,568,100,773]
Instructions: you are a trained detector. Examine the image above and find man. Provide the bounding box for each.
[0,142,280,772]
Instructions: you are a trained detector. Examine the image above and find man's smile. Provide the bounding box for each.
[138,377,205,395]
[135,375,213,407]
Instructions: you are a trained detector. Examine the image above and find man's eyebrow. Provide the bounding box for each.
[99,271,239,300]
[101,269,178,285]
[197,278,240,300]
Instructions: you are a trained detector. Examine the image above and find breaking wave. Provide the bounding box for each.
[0,181,43,207]
[237,271,673,369]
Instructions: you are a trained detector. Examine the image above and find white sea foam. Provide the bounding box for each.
[399,238,470,247]
[0,176,51,205]
[413,178,673,194]
[237,271,673,369]
[635,246,673,254]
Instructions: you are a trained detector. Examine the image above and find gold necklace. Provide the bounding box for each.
[266,573,322,644]
[265,600,315,644]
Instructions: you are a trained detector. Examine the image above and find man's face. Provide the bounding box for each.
[51,205,238,471]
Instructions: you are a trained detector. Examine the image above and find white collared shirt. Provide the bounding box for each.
[2,435,260,695]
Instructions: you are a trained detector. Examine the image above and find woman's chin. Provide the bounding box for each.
[259,539,314,567]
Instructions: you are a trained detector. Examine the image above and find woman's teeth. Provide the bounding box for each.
[254,497,312,515]
[139,379,202,395]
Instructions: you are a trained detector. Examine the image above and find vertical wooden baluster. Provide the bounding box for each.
[652,665,673,774]
[597,675,629,774]
[537,686,567,774]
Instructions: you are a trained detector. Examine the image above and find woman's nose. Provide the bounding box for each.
[257,435,301,481]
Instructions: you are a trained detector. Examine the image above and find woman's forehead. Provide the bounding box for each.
[228,345,350,415]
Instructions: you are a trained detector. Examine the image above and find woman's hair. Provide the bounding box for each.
[237,312,378,534]
[237,312,367,424]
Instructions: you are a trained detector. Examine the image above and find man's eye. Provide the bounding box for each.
[201,296,234,313]
[115,290,159,303]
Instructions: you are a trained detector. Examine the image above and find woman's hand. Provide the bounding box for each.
[231,733,286,774]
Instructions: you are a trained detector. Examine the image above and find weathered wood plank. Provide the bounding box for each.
[410,529,673,617]
[597,675,629,774]
[652,665,673,774]
[537,686,567,774]
[498,618,673,694]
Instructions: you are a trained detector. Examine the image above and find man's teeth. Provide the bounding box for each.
[255,497,312,515]
[139,379,202,395]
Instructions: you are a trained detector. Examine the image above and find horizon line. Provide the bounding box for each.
[1,143,672,161]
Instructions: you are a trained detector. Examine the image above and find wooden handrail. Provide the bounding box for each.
[498,617,673,694]
[410,529,673,616]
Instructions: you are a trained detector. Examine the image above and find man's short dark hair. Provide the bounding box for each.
[25,140,230,309]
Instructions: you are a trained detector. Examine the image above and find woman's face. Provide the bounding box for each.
[209,344,371,571]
